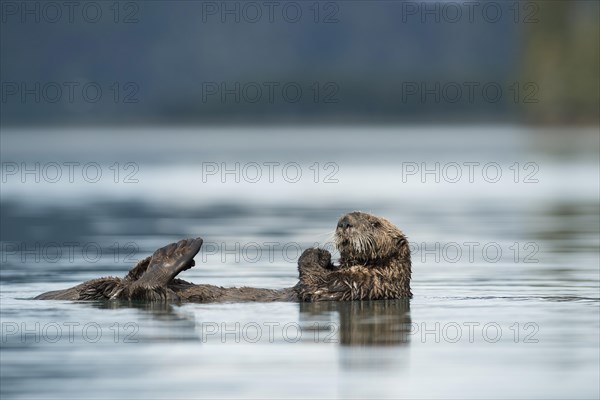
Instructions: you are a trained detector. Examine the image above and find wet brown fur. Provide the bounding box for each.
[35,212,411,302]
[295,211,412,301]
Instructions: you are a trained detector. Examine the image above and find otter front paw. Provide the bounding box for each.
[298,248,332,275]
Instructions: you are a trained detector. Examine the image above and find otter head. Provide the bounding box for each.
[334,211,410,265]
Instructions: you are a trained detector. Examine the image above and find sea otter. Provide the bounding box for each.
[35,212,412,302]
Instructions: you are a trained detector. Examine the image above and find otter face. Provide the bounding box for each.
[334,211,408,264]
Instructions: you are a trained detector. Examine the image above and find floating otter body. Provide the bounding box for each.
[35,212,412,302]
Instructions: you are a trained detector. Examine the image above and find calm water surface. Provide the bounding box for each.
[1,127,599,399]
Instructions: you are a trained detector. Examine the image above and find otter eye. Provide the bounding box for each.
[371,221,381,228]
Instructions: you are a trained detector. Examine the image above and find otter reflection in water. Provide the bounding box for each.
[300,300,411,346]
[84,297,411,347]
[35,212,412,303]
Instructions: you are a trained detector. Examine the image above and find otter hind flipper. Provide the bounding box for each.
[133,238,203,289]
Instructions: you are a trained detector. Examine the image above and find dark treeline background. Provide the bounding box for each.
[1,0,598,126]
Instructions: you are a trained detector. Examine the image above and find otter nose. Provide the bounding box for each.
[337,217,352,229]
